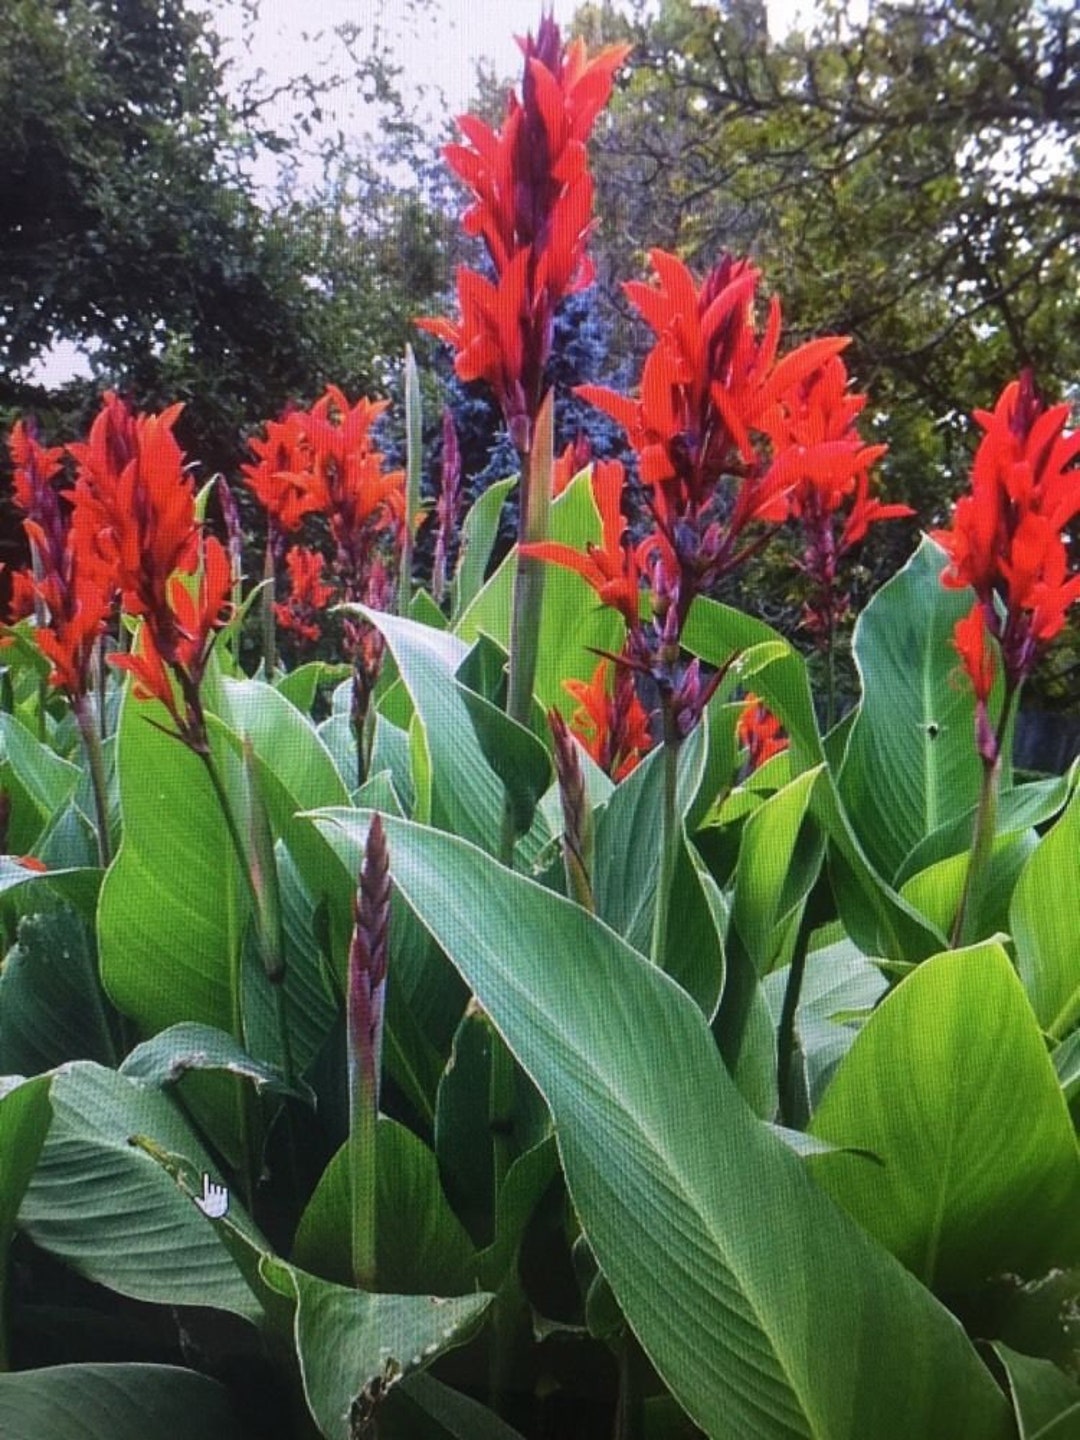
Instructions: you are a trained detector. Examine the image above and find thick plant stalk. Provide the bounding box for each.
[951,686,1015,948]
[242,736,294,1088]
[346,814,390,1290]
[260,536,277,679]
[396,345,423,615]
[73,690,112,869]
[649,700,681,967]
[505,389,554,731]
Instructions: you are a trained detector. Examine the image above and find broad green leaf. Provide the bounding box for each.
[992,1343,1080,1440]
[451,476,516,621]
[292,1117,476,1295]
[259,1256,490,1440]
[991,1270,1080,1384]
[307,809,1013,1440]
[0,1364,243,1440]
[681,597,823,769]
[0,1074,50,1367]
[384,1371,528,1439]
[762,939,888,1112]
[895,769,1076,887]
[1011,787,1080,1039]
[809,943,1080,1293]
[18,1062,263,1321]
[0,712,80,821]
[274,660,351,715]
[0,856,100,920]
[732,767,823,976]
[98,686,245,1037]
[809,771,945,961]
[0,909,117,1074]
[120,1021,312,1102]
[899,831,1037,941]
[458,684,551,841]
[454,471,624,712]
[837,538,995,883]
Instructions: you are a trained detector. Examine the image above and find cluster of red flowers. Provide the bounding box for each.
[932,372,1080,759]
[241,386,405,685]
[737,694,788,772]
[418,14,629,455]
[523,248,907,766]
[6,395,229,745]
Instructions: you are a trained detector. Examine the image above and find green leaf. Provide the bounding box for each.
[451,477,516,620]
[809,943,1080,1292]
[454,471,624,712]
[899,830,1037,940]
[732,767,823,976]
[18,1062,263,1321]
[274,660,351,715]
[458,684,551,842]
[120,1021,312,1102]
[895,769,1075,887]
[307,809,1013,1440]
[0,712,80,822]
[384,1371,528,1439]
[292,1116,476,1294]
[98,687,245,1037]
[0,1074,51,1367]
[0,1364,244,1440]
[0,908,116,1074]
[259,1256,490,1440]
[1011,786,1080,1039]
[681,598,823,769]
[837,538,994,883]
[992,1343,1080,1440]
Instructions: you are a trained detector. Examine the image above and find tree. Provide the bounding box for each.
[567,0,1080,705]
[0,0,451,475]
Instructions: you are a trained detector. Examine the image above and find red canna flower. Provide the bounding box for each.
[564,658,653,782]
[933,372,1080,697]
[109,536,232,749]
[737,694,788,772]
[68,393,197,622]
[754,355,911,641]
[7,418,111,697]
[520,460,641,628]
[552,434,592,497]
[274,545,335,643]
[241,412,320,534]
[417,13,629,453]
[575,250,853,640]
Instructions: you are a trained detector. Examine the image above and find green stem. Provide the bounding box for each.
[825,612,837,735]
[613,1329,645,1440]
[73,691,112,869]
[776,922,812,1127]
[950,687,1015,948]
[261,538,276,679]
[396,345,423,615]
[349,1063,379,1290]
[649,703,681,967]
[505,390,554,729]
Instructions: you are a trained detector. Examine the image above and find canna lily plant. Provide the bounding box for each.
[1,12,1080,1440]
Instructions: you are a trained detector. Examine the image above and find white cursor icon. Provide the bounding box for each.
[193,1173,229,1219]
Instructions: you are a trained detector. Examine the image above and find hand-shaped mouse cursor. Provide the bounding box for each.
[193,1173,229,1219]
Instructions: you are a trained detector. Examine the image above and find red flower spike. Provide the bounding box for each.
[563,658,653,782]
[933,372,1080,691]
[418,13,629,451]
[275,545,335,643]
[520,460,641,628]
[737,694,788,772]
[241,413,319,533]
[68,394,196,621]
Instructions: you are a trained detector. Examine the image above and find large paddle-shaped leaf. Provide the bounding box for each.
[838,538,999,883]
[0,1074,50,1366]
[809,943,1080,1294]
[0,1364,243,1440]
[306,809,1012,1440]
[1011,786,1080,1040]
